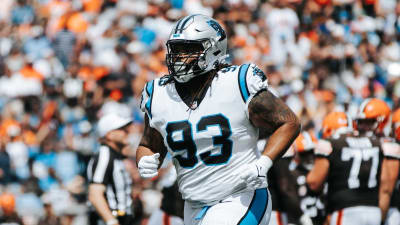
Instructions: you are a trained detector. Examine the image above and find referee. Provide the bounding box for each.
[87,114,134,225]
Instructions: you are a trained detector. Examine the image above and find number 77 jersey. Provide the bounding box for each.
[140,64,268,206]
[314,134,400,213]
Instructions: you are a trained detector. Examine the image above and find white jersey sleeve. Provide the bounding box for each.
[237,63,268,115]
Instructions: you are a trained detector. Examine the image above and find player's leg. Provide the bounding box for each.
[199,188,272,225]
[385,207,400,225]
[268,211,288,225]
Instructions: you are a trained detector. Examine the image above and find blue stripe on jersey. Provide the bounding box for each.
[238,64,250,103]
[237,188,268,225]
[145,80,154,118]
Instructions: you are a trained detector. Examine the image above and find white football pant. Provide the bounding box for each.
[330,206,381,225]
[385,207,400,225]
[184,188,271,225]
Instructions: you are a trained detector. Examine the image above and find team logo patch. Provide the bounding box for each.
[206,20,226,41]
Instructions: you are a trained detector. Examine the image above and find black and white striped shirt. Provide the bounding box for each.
[87,145,132,215]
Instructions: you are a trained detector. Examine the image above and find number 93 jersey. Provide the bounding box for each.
[140,64,268,206]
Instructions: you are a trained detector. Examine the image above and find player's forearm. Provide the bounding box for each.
[263,121,301,161]
[307,169,324,192]
[248,90,301,161]
[307,158,330,192]
[379,158,399,221]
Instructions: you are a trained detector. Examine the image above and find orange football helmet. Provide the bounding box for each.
[322,112,352,138]
[294,131,318,153]
[392,108,400,141]
[356,98,390,134]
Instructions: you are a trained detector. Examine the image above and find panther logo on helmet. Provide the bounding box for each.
[206,20,226,41]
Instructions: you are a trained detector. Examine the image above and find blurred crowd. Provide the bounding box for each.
[0,0,400,224]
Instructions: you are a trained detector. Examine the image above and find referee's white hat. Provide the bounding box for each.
[98,113,132,137]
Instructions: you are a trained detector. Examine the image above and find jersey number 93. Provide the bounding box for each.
[166,114,233,168]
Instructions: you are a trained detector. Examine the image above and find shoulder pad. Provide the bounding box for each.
[314,139,333,157]
[381,139,400,159]
[237,63,268,104]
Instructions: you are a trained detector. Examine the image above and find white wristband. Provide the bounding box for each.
[257,155,273,172]
[106,219,118,225]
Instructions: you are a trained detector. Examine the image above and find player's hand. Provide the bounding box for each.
[236,155,273,190]
[138,153,160,178]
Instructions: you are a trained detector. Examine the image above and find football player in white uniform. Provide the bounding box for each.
[135,14,301,225]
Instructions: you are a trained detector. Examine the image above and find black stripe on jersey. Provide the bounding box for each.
[110,173,118,210]
[88,146,132,214]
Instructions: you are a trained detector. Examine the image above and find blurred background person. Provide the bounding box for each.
[292,131,326,225]
[87,114,134,225]
[0,192,23,225]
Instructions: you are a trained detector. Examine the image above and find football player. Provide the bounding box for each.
[292,131,326,225]
[385,108,400,225]
[135,14,301,225]
[357,99,400,224]
[307,100,399,225]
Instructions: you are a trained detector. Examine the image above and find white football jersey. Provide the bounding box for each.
[140,64,268,206]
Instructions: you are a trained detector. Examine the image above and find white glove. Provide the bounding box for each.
[299,214,313,225]
[236,155,273,190]
[138,153,160,178]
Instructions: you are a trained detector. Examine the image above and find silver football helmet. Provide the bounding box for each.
[166,14,228,83]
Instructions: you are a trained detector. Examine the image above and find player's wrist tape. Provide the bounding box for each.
[106,219,118,225]
[257,155,273,174]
